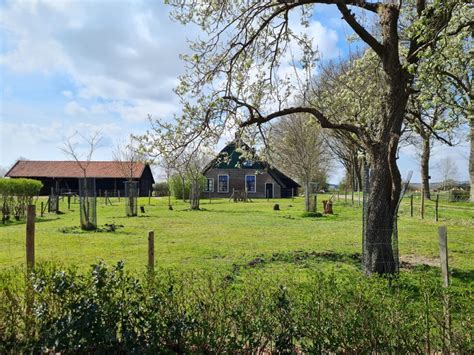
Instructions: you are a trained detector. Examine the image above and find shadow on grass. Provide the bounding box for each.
[224,251,362,282]
[0,217,60,228]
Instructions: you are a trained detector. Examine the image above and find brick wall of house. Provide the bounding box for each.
[204,168,281,198]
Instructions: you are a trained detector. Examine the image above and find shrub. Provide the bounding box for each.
[0,263,472,353]
[153,181,169,197]
[169,175,190,200]
[0,178,42,221]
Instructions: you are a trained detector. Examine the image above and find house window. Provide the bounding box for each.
[205,178,214,192]
[218,174,229,193]
[245,175,256,193]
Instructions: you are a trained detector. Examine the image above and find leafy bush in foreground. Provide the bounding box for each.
[0,262,472,353]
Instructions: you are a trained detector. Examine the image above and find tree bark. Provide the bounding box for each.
[421,136,431,200]
[470,93,474,202]
[365,145,399,274]
[304,180,311,212]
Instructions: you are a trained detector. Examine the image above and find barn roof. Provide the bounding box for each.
[5,160,148,179]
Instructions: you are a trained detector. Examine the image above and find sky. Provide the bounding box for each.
[0,0,469,183]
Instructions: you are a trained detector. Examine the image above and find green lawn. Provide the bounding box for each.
[1,195,473,286]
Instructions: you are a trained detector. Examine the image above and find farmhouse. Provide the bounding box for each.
[203,141,300,198]
[5,160,155,196]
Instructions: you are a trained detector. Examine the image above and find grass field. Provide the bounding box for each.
[1,194,473,287]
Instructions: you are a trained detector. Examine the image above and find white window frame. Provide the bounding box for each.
[217,174,229,193]
[245,174,256,193]
[205,178,214,192]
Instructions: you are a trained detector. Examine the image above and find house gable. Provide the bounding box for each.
[203,140,300,198]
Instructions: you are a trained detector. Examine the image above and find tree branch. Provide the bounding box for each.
[337,3,385,57]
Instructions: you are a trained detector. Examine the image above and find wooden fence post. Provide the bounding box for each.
[26,205,36,271]
[67,195,71,210]
[148,190,152,205]
[40,201,44,217]
[410,195,413,217]
[314,194,317,213]
[438,226,451,351]
[435,194,439,222]
[421,190,425,219]
[118,190,121,202]
[148,230,155,272]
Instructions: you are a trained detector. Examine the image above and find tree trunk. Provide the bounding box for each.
[364,146,400,274]
[421,136,431,200]
[304,180,310,212]
[181,176,186,202]
[190,181,200,210]
[470,94,474,202]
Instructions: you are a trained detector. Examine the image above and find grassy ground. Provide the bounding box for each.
[1,194,473,286]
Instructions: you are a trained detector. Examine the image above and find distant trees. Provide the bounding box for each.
[436,157,459,191]
[268,114,329,212]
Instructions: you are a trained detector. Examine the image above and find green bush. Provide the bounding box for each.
[152,181,169,197]
[0,178,42,221]
[0,262,472,353]
[169,175,191,200]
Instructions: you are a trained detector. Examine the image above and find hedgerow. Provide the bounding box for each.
[0,262,472,353]
[0,178,42,221]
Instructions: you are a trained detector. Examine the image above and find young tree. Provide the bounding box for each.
[113,137,146,216]
[164,0,462,274]
[135,121,210,211]
[61,131,102,230]
[268,113,330,211]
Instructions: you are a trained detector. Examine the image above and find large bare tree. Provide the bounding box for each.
[160,0,464,274]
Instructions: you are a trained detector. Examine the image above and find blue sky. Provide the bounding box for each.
[0,1,469,183]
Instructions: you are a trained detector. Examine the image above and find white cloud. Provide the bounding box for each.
[0,0,193,118]
[65,101,88,116]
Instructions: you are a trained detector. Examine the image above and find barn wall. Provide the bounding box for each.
[139,166,155,197]
[204,168,282,198]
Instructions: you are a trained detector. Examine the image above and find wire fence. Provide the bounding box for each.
[0,194,472,275]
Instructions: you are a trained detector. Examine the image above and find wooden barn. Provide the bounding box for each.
[5,160,155,197]
[203,141,300,199]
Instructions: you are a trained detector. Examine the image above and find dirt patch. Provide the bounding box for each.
[400,254,439,269]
